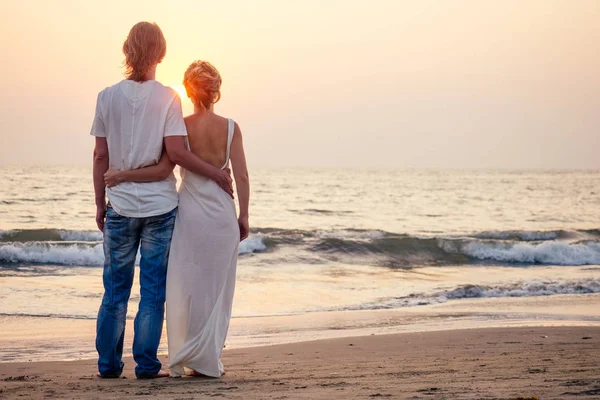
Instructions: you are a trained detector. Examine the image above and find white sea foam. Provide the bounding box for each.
[458,240,600,265]
[0,243,105,266]
[340,278,600,311]
[239,235,267,255]
[58,230,103,242]
[442,278,600,299]
[316,230,387,239]
[0,235,267,266]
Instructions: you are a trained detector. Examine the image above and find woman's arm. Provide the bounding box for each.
[164,136,233,198]
[229,122,250,241]
[104,151,175,188]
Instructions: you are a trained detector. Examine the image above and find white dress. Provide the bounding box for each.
[166,119,239,377]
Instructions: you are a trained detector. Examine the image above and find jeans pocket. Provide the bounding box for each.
[106,205,122,218]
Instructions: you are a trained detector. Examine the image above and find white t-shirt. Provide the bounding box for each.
[90,80,187,218]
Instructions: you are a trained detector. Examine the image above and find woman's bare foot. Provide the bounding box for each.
[189,370,223,378]
[136,370,170,379]
[190,370,219,378]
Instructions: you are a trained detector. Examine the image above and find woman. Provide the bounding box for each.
[104,60,250,378]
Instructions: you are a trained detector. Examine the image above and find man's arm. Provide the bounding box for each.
[93,137,109,231]
[164,136,233,198]
[103,151,175,188]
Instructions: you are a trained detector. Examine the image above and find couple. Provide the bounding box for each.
[91,22,249,379]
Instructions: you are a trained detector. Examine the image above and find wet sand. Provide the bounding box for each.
[3,293,600,364]
[1,326,599,399]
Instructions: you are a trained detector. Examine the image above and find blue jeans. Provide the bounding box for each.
[96,206,177,378]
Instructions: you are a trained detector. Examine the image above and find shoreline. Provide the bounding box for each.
[2,293,600,364]
[1,326,599,399]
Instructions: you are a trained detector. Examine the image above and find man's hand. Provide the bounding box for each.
[96,204,106,232]
[214,168,234,199]
[164,136,234,198]
[238,216,249,241]
[104,168,123,188]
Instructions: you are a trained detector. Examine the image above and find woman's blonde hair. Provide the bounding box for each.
[183,60,222,110]
[122,22,166,82]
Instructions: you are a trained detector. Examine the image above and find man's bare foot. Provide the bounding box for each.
[136,370,170,379]
[97,372,120,379]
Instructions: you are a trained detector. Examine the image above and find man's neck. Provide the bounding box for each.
[141,65,157,81]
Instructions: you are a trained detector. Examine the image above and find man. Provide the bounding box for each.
[91,21,232,379]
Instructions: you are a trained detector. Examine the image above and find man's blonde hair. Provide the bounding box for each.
[123,22,166,82]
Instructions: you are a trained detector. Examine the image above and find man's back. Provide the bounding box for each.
[93,21,190,381]
[91,80,187,217]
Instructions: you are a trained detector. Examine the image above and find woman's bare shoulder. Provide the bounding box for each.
[183,113,232,135]
[183,113,202,124]
[183,113,197,129]
[210,113,230,125]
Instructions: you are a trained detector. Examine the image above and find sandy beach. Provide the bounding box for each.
[3,0,600,396]
[1,326,599,399]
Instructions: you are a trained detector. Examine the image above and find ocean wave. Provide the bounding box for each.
[473,230,563,241]
[442,279,600,299]
[0,243,104,266]
[5,227,597,243]
[0,229,102,243]
[0,312,96,320]
[3,227,600,267]
[315,230,387,239]
[289,208,354,215]
[311,235,600,267]
[0,227,390,243]
[0,235,268,266]
[59,230,103,242]
[253,227,390,239]
[310,236,468,267]
[443,240,600,265]
[239,236,268,255]
[343,278,600,310]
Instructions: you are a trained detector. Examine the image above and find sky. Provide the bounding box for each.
[1,0,599,168]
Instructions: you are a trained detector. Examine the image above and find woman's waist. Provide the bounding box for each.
[180,178,235,203]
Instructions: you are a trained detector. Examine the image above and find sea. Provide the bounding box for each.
[1,166,599,362]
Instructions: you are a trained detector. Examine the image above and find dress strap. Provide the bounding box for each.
[222,118,235,169]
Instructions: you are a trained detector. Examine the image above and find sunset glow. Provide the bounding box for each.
[172,84,187,102]
[1,1,600,395]
[0,0,599,168]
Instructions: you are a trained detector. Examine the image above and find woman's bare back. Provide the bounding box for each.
[184,113,230,169]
